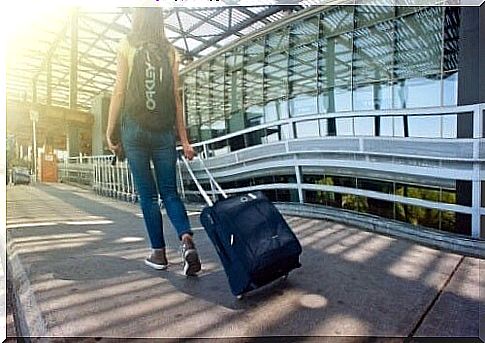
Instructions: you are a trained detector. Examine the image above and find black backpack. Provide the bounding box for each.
[123,42,176,132]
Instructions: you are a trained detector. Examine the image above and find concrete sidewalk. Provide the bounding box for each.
[6,183,484,340]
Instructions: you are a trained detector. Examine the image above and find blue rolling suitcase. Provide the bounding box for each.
[182,156,302,298]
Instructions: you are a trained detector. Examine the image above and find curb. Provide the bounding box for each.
[275,202,485,259]
[7,230,49,341]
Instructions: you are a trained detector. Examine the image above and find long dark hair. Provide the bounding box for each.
[127,7,172,53]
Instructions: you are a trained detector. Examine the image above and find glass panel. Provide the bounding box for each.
[354,116,375,136]
[358,178,393,193]
[303,174,323,184]
[442,114,457,139]
[353,82,392,111]
[289,16,319,117]
[245,129,264,148]
[254,176,274,185]
[336,117,353,136]
[393,8,443,109]
[394,116,405,137]
[296,120,320,138]
[352,21,394,110]
[265,29,289,120]
[342,194,368,213]
[197,64,211,140]
[393,76,441,109]
[367,198,394,219]
[211,59,227,138]
[244,37,265,125]
[440,210,456,232]
[228,135,245,152]
[319,119,329,137]
[326,174,356,188]
[276,189,292,202]
[184,71,199,143]
[262,126,281,144]
[321,6,353,36]
[380,116,393,136]
[290,93,318,117]
[208,140,230,157]
[264,99,285,123]
[443,72,458,106]
[319,8,353,113]
[408,115,441,138]
[355,5,394,28]
[395,204,440,230]
[226,49,245,133]
[395,183,440,202]
[443,7,460,72]
[441,188,457,204]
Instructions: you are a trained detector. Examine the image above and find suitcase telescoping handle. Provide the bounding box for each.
[180,154,228,207]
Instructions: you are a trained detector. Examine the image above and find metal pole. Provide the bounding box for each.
[32,119,37,182]
[29,110,39,183]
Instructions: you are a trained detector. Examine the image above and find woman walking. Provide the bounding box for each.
[106,7,201,276]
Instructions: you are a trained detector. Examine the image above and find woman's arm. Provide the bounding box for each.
[106,51,129,153]
[172,52,195,160]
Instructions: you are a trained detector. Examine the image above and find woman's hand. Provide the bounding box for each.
[106,129,122,156]
[182,142,196,160]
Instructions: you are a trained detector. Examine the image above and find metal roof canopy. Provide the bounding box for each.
[7,4,316,111]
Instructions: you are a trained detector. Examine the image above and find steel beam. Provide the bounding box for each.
[70,9,79,109]
[47,61,52,105]
[190,6,290,56]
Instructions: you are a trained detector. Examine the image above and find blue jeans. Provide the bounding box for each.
[121,116,192,249]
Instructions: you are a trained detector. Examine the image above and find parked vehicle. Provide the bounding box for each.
[12,167,31,185]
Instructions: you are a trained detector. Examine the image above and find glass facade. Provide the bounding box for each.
[183,6,462,143]
[180,6,472,236]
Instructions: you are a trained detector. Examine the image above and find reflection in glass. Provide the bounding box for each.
[209,139,230,157]
[443,7,460,72]
[440,211,457,232]
[244,37,265,124]
[355,5,394,28]
[352,20,393,110]
[408,115,441,138]
[262,126,282,143]
[393,8,442,108]
[353,82,392,111]
[380,116,393,136]
[184,71,199,142]
[395,203,440,230]
[336,117,353,136]
[442,114,457,139]
[394,116,405,137]
[296,120,320,138]
[394,77,441,109]
[443,72,458,106]
[290,94,318,117]
[246,129,264,147]
[197,64,211,139]
[289,16,319,117]
[354,117,375,136]
[367,198,394,219]
[265,29,289,119]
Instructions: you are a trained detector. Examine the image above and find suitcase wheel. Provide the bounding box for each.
[236,294,244,300]
[282,273,289,281]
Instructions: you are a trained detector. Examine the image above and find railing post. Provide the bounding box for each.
[471,104,483,238]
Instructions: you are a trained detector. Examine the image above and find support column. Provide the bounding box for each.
[91,93,111,156]
[67,125,80,158]
[457,6,484,237]
[69,8,78,110]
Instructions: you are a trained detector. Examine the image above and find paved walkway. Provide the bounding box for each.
[6,183,484,340]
